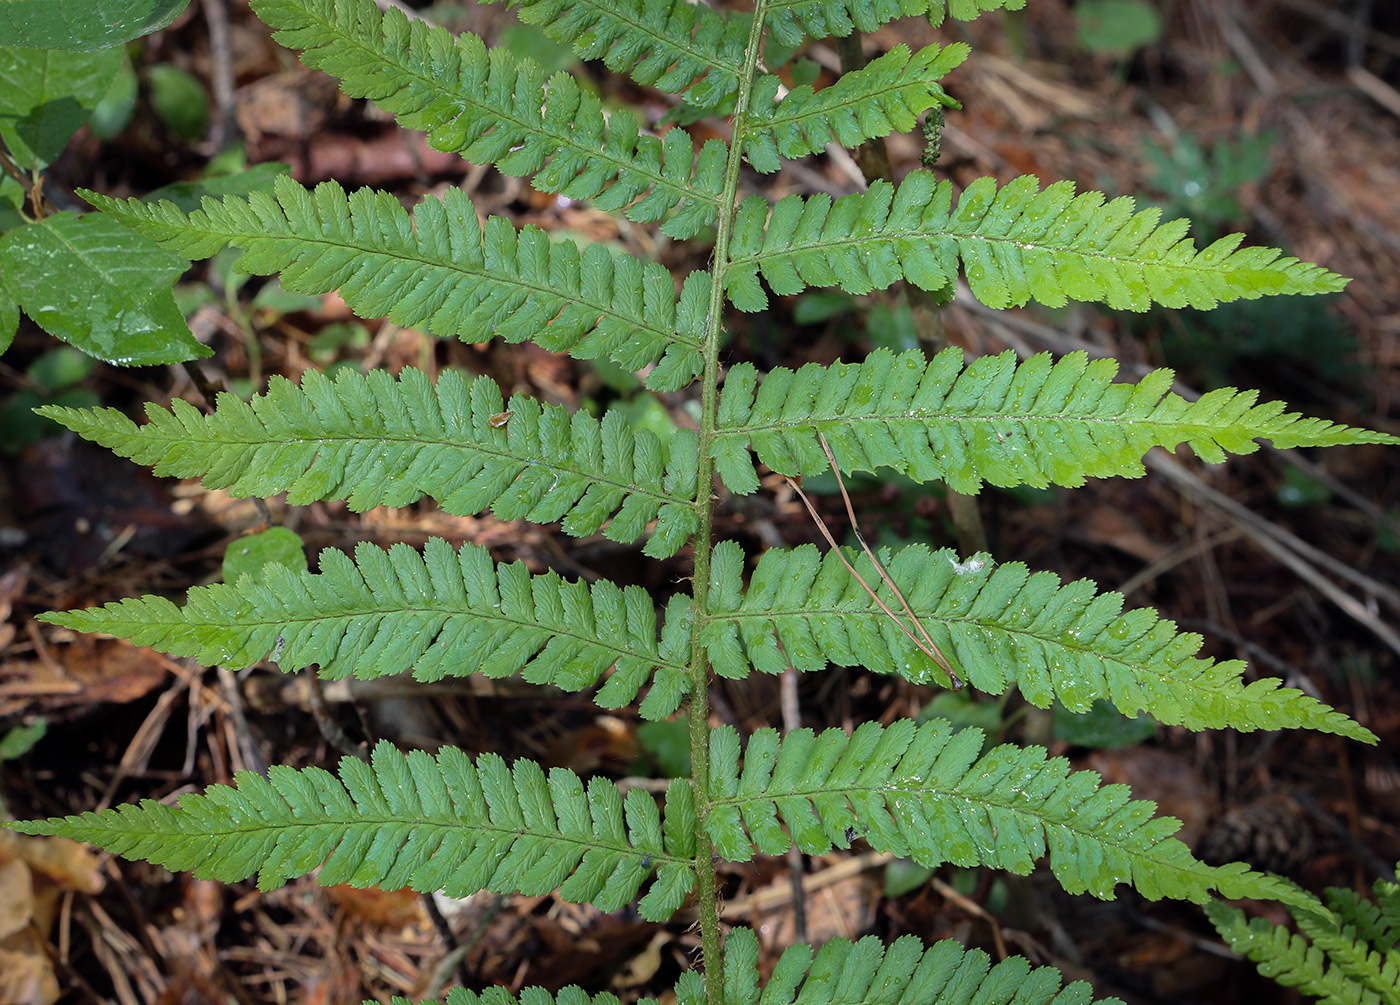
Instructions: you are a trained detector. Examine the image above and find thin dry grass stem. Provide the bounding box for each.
[783,433,961,689]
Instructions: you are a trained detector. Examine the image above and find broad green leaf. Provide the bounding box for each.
[0,1,191,51]
[141,162,291,213]
[0,266,16,355]
[0,172,23,221]
[0,44,123,168]
[222,527,308,587]
[0,212,210,365]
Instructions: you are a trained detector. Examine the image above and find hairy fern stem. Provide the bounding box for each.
[690,0,772,990]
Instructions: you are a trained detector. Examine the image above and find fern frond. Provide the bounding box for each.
[713,348,1396,494]
[1297,892,1400,1002]
[484,0,751,106]
[745,44,966,173]
[85,179,707,390]
[705,719,1294,905]
[393,928,1121,1005]
[1206,899,1400,1005]
[392,989,639,1005]
[724,173,1348,311]
[41,539,693,718]
[10,741,697,920]
[1329,879,1400,954]
[38,368,701,558]
[704,541,1377,743]
[248,0,724,239]
[716,927,1122,1005]
[765,0,1029,47]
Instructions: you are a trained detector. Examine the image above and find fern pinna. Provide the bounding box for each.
[9,0,1393,1002]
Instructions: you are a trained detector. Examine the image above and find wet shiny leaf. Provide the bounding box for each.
[0,212,209,365]
[0,44,122,167]
[0,0,191,50]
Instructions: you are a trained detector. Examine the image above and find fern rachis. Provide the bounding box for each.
[7,1,1394,1003]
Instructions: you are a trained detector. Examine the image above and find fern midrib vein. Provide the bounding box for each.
[292,5,718,211]
[717,410,1265,437]
[103,813,691,866]
[138,427,694,508]
[724,604,1191,684]
[726,227,1270,276]
[178,606,689,674]
[763,67,941,130]
[558,0,749,83]
[177,222,699,352]
[712,780,1202,871]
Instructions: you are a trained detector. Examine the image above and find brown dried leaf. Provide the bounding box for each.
[0,929,60,1005]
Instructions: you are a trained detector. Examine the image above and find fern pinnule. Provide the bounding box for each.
[83,179,709,389]
[704,541,1377,742]
[249,0,724,239]
[38,367,702,556]
[713,348,1397,495]
[9,741,698,920]
[724,172,1348,312]
[40,538,694,717]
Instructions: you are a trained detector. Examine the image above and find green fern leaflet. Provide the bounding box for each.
[84,179,708,390]
[41,539,694,718]
[482,0,751,105]
[745,43,967,172]
[1207,873,1400,1005]
[705,541,1376,742]
[39,366,702,557]
[765,0,1030,46]
[387,926,1125,1005]
[706,718,1317,907]
[713,348,1396,494]
[249,0,724,238]
[10,741,697,920]
[725,173,1348,311]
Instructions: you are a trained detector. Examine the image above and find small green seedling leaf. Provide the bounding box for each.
[89,58,138,139]
[27,345,94,393]
[636,719,691,778]
[138,162,291,214]
[222,527,308,587]
[0,212,210,365]
[884,859,936,897]
[0,717,45,761]
[1075,0,1163,56]
[917,691,1003,737]
[0,44,123,168]
[1053,699,1158,749]
[146,64,209,141]
[0,0,192,51]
